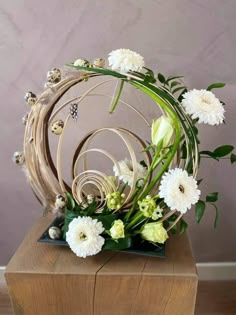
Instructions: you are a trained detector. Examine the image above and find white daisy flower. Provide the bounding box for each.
[181,89,225,125]
[108,49,145,73]
[66,216,105,258]
[113,158,147,187]
[159,168,201,214]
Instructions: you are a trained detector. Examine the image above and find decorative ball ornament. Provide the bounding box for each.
[55,195,66,209]
[47,68,61,83]
[70,103,78,120]
[93,58,105,68]
[74,58,90,67]
[51,120,64,135]
[87,194,95,204]
[24,92,37,106]
[48,226,61,239]
[13,151,25,165]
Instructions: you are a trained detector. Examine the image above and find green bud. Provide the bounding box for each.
[106,192,125,210]
[138,195,156,218]
[151,116,174,147]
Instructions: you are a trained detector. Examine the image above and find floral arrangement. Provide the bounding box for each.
[14,49,235,258]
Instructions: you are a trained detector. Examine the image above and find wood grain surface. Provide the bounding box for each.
[5,216,198,314]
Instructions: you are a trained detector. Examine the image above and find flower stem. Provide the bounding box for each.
[130,80,181,199]
[126,212,144,230]
[109,79,124,113]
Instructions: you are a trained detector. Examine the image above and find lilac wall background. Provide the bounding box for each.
[0,0,235,265]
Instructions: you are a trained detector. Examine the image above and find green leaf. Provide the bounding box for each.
[179,219,188,235]
[210,203,219,228]
[157,73,166,84]
[103,237,132,250]
[213,145,234,158]
[66,63,126,79]
[181,141,187,159]
[170,224,177,235]
[200,150,219,160]
[84,201,97,216]
[195,200,206,224]
[230,153,236,164]
[197,178,203,185]
[170,81,181,88]
[178,88,188,101]
[96,213,118,230]
[207,82,225,91]
[165,76,183,84]
[143,67,156,83]
[65,192,75,210]
[172,86,186,94]
[206,192,218,203]
[62,208,80,238]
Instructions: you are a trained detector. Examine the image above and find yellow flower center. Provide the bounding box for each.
[79,232,87,241]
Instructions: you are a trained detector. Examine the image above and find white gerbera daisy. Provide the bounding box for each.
[66,216,105,258]
[113,158,147,187]
[108,49,145,73]
[159,168,200,214]
[181,89,225,125]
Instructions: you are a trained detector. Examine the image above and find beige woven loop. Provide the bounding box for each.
[23,67,195,230]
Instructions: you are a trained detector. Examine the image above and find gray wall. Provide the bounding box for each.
[0,0,235,265]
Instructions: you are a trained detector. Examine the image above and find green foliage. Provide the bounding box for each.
[143,67,156,83]
[103,237,132,250]
[201,145,235,161]
[157,73,187,97]
[62,208,79,239]
[195,193,219,228]
[210,203,219,228]
[66,63,126,79]
[195,200,206,224]
[96,213,118,230]
[197,178,203,185]
[207,82,225,91]
[157,73,165,84]
[179,219,188,235]
[206,192,218,203]
[230,153,236,164]
[65,192,75,210]
[109,80,124,113]
[213,145,234,157]
[165,76,184,83]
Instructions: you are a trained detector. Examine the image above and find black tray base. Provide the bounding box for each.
[38,217,165,258]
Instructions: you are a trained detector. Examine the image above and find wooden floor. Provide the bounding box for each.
[1,272,236,314]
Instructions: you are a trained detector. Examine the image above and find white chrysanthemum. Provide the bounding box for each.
[66,216,105,258]
[181,89,225,125]
[113,159,147,187]
[159,168,200,214]
[108,49,145,73]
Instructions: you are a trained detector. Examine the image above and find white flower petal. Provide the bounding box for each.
[66,216,105,258]
[113,158,147,187]
[159,168,201,214]
[108,49,145,73]
[181,89,225,125]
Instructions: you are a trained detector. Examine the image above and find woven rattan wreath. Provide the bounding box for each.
[14,49,207,258]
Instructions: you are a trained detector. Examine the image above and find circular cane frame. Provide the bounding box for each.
[23,68,199,231]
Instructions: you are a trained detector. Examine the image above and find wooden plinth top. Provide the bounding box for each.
[6,216,197,278]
